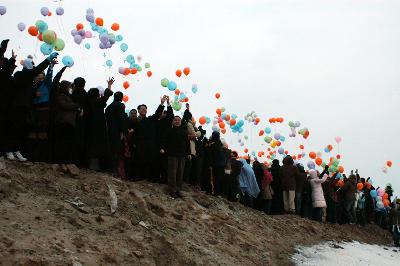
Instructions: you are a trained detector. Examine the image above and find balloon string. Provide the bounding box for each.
[80,46,87,79]
[34,39,38,59]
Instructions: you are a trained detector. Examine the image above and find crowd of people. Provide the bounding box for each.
[0,38,399,247]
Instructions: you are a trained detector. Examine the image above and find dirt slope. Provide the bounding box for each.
[0,161,392,266]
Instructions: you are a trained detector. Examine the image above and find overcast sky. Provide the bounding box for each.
[1,0,399,195]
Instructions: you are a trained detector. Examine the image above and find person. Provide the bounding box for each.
[205,131,226,195]
[105,91,126,176]
[156,98,173,183]
[85,78,114,170]
[356,186,366,226]
[295,164,307,215]
[133,96,165,181]
[227,151,243,202]
[391,198,400,247]
[253,159,265,210]
[279,155,299,214]
[342,173,357,224]
[71,77,88,167]
[309,167,328,222]
[270,159,283,214]
[326,173,340,224]
[182,108,201,184]
[191,126,206,190]
[221,140,232,198]
[238,158,260,208]
[162,116,190,198]
[126,109,138,180]
[261,164,274,214]
[129,109,138,120]
[6,52,58,161]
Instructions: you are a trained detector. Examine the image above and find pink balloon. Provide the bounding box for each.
[84,31,92,38]
[335,136,342,144]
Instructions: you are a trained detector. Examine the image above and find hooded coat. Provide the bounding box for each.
[342,175,357,201]
[279,155,299,191]
[309,170,328,208]
[239,158,260,199]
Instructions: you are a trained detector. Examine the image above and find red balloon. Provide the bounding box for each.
[215,93,221,99]
[309,152,316,159]
[95,17,104,26]
[28,26,38,36]
[175,69,182,77]
[123,81,130,89]
[183,67,190,76]
[147,71,152,77]
[122,95,129,103]
[199,116,206,125]
[76,23,84,30]
[111,23,120,31]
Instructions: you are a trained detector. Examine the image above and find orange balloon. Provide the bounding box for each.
[299,145,304,149]
[111,23,120,31]
[183,67,190,76]
[357,183,364,191]
[383,193,388,200]
[383,199,390,207]
[48,11,52,16]
[123,68,130,75]
[270,118,276,123]
[221,128,226,134]
[95,17,104,26]
[175,69,182,77]
[130,68,137,74]
[123,81,130,89]
[198,116,206,125]
[175,89,180,96]
[28,26,38,36]
[225,114,231,121]
[255,117,261,123]
[315,157,322,166]
[386,160,393,167]
[184,97,189,102]
[309,152,316,159]
[219,122,225,129]
[338,180,344,187]
[338,166,344,173]
[215,93,221,99]
[76,23,84,30]
[216,109,222,116]
[229,119,236,126]
[147,71,152,77]
[122,95,129,103]
[276,141,281,147]
[259,130,264,136]
[244,148,248,153]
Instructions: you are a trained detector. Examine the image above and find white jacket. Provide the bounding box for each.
[187,121,201,156]
[309,170,328,208]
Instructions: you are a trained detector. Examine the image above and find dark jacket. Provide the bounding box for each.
[253,161,264,190]
[279,156,299,191]
[156,105,174,149]
[54,93,78,126]
[163,125,189,157]
[0,57,16,113]
[342,176,357,201]
[205,137,225,168]
[296,171,307,193]
[86,89,113,158]
[105,100,126,142]
[12,58,50,109]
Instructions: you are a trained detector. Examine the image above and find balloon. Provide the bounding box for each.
[199,116,206,125]
[386,160,393,167]
[86,8,94,14]
[147,71,152,77]
[35,20,48,33]
[119,43,128,52]
[299,145,304,149]
[95,17,104,26]
[41,30,56,45]
[176,69,182,77]
[122,95,129,103]
[17,22,26,32]
[383,199,390,207]
[111,23,120,31]
[172,101,182,111]
[76,23,84,31]
[86,14,95,23]
[215,93,221,99]
[278,147,284,155]
[161,78,169,87]
[244,148,248,153]
[264,127,271,134]
[273,133,280,140]
[383,193,388,200]
[0,6,6,15]
[264,136,272,143]
[145,63,150,68]
[123,81,130,89]
[62,56,74,67]
[106,60,112,68]
[40,43,54,56]
[56,7,64,16]
[357,183,363,191]
[73,35,82,45]
[40,7,49,16]
[315,157,322,166]
[309,152,316,159]
[370,190,377,198]
[130,68,137,74]
[85,43,91,50]
[335,136,342,144]
[229,119,236,126]
[126,55,135,64]
[53,38,65,51]
[84,31,93,38]
[382,166,388,174]
[116,35,123,42]
[183,67,190,76]
[337,165,343,173]
[167,81,177,91]
[258,130,264,136]
[28,26,39,36]
[307,161,315,170]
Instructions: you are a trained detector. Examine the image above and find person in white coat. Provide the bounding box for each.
[309,166,329,222]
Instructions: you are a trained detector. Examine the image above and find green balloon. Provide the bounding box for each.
[244,135,248,140]
[172,101,182,111]
[54,38,65,51]
[221,107,226,112]
[288,121,295,127]
[145,62,150,68]
[264,136,272,143]
[42,30,57,44]
[321,162,326,168]
[161,78,169,87]
[137,66,142,72]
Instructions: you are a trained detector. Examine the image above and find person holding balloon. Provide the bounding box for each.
[342,173,358,224]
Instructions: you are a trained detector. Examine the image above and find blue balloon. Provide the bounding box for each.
[62,56,74,67]
[278,147,284,154]
[251,152,256,156]
[231,114,238,119]
[307,161,315,170]
[106,60,112,67]
[221,113,226,120]
[265,127,271,134]
[35,20,48,33]
[40,43,53,56]
[85,43,91,50]
[279,136,285,142]
[167,81,177,91]
[237,120,244,127]
[239,127,244,133]
[206,117,211,124]
[370,190,377,198]
[116,35,123,42]
[120,43,128,52]
[126,55,135,64]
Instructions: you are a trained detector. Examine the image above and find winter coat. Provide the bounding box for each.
[261,170,274,200]
[296,171,307,193]
[134,104,164,163]
[253,161,264,190]
[342,177,357,201]
[32,66,53,106]
[206,139,225,168]
[156,105,173,149]
[310,170,328,208]
[239,158,260,198]
[0,57,16,113]
[105,100,126,143]
[163,125,189,157]
[187,121,201,156]
[54,93,78,126]
[279,156,299,191]
[86,89,113,158]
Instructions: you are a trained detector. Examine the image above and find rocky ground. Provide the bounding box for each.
[0,161,393,265]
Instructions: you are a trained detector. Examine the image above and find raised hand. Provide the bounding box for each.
[11,49,17,60]
[107,77,115,89]
[50,59,58,66]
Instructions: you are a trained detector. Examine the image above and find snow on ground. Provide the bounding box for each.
[292,241,400,266]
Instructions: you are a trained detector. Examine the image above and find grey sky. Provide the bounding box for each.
[1,0,399,195]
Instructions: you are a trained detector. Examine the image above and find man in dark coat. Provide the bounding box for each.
[279,155,299,213]
[205,131,226,195]
[270,159,283,214]
[105,91,126,175]
[71,77,88,167]
[6,52,57,161]
[295,164,307,216]
[342,174,357,224]
[86,78,114,170]
[133,96,166,181]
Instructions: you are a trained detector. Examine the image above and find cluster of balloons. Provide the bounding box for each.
[244,111,261,125]
[25,20,65,56]
[71,23,93,45]
[298,127,310,139]
[324,144,333,153]
[175,67,190,77]
[288,120,301,137]
[370,188,390,208]
[40,7,52,16]
[268,117,284,123]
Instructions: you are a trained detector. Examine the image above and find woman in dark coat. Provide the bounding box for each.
[85,78,114,170]
[270,159,283,214]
